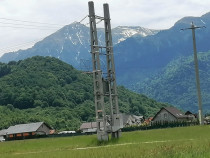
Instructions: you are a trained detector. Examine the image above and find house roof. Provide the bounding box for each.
[144,117,153,124]
[185,111,193,115]
[80,121,111,130]
[153,107,188,121]
[6,122,51,135]
[0,129,7,136]
[164,107,187,118]
[122,114,144,125]
[185,111,197,118]
[80,122,97,130]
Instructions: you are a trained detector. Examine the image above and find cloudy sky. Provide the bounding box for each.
[0,0,209,56]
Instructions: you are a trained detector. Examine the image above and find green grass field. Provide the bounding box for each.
[1,125,210,158]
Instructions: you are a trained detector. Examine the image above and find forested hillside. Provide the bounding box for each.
[134,52,210,112]
[0,56,166,130]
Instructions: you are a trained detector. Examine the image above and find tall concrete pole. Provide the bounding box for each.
[88,1,109,141]
[104,3,122,138]
[191,22,204,125]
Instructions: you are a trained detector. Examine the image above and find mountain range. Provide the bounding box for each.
[114,12,210,84]
[0,23,158,69]
[1,12,210,112]
[114,12,210,112]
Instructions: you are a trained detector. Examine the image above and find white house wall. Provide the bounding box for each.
[0,136,5,141]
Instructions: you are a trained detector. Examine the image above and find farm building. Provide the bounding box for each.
[0,129,7,142]
[152,107,189,124]
[80,122,97,133]
[6,122,52,140]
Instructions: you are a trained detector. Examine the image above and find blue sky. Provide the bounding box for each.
[0,0,209,56]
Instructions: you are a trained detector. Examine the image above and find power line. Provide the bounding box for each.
[0,15,99,54]
[0,17,65,26]
[0,25,60,30]
[0,39,46,54]
[79,15,88,23]
[0,21,61,29]
[0,38,45,51]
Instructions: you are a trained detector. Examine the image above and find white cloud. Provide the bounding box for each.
[0,0,209,56]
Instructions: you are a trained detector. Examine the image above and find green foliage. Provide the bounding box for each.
[0,56,166,130]
[0,63,11,77]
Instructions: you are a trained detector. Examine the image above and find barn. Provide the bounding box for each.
[6,122,52,140]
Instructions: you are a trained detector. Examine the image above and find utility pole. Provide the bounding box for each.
[104,3,122,138]
[88,1,109,141]
[181,22,205,125]
[88,1,123,141]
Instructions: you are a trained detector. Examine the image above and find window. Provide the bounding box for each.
[164,113,167,119]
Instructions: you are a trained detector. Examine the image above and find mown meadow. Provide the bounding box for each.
[1,125,210,158]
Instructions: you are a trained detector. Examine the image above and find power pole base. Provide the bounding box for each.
[97,131,109,141]
[111,130,121,139]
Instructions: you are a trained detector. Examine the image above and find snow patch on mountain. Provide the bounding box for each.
[113,26,159,43]
[59,46,63,54]
[76,31,83,45]
[69,36,76,45]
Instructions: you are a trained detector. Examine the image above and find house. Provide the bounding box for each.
[80,114,144,133]
[185,111,197,121]
[80,121,112,133]
[122,114,144,127]
[0,129,7,142]
[80,122,97,133]
[144,117,153,126]
[204,116,210,124]
[6,122,52,140]
[152,107,188,124]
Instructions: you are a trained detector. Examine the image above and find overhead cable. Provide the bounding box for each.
[0,21,61,29]
[0,17,65,26]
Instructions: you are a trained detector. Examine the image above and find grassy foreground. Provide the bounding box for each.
[1,125,210,158]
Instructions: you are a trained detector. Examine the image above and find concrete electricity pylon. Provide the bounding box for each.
[181,22,205,125]
[88,1,123,141]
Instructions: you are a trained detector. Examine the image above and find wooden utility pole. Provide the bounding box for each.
[181,22,205,125]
